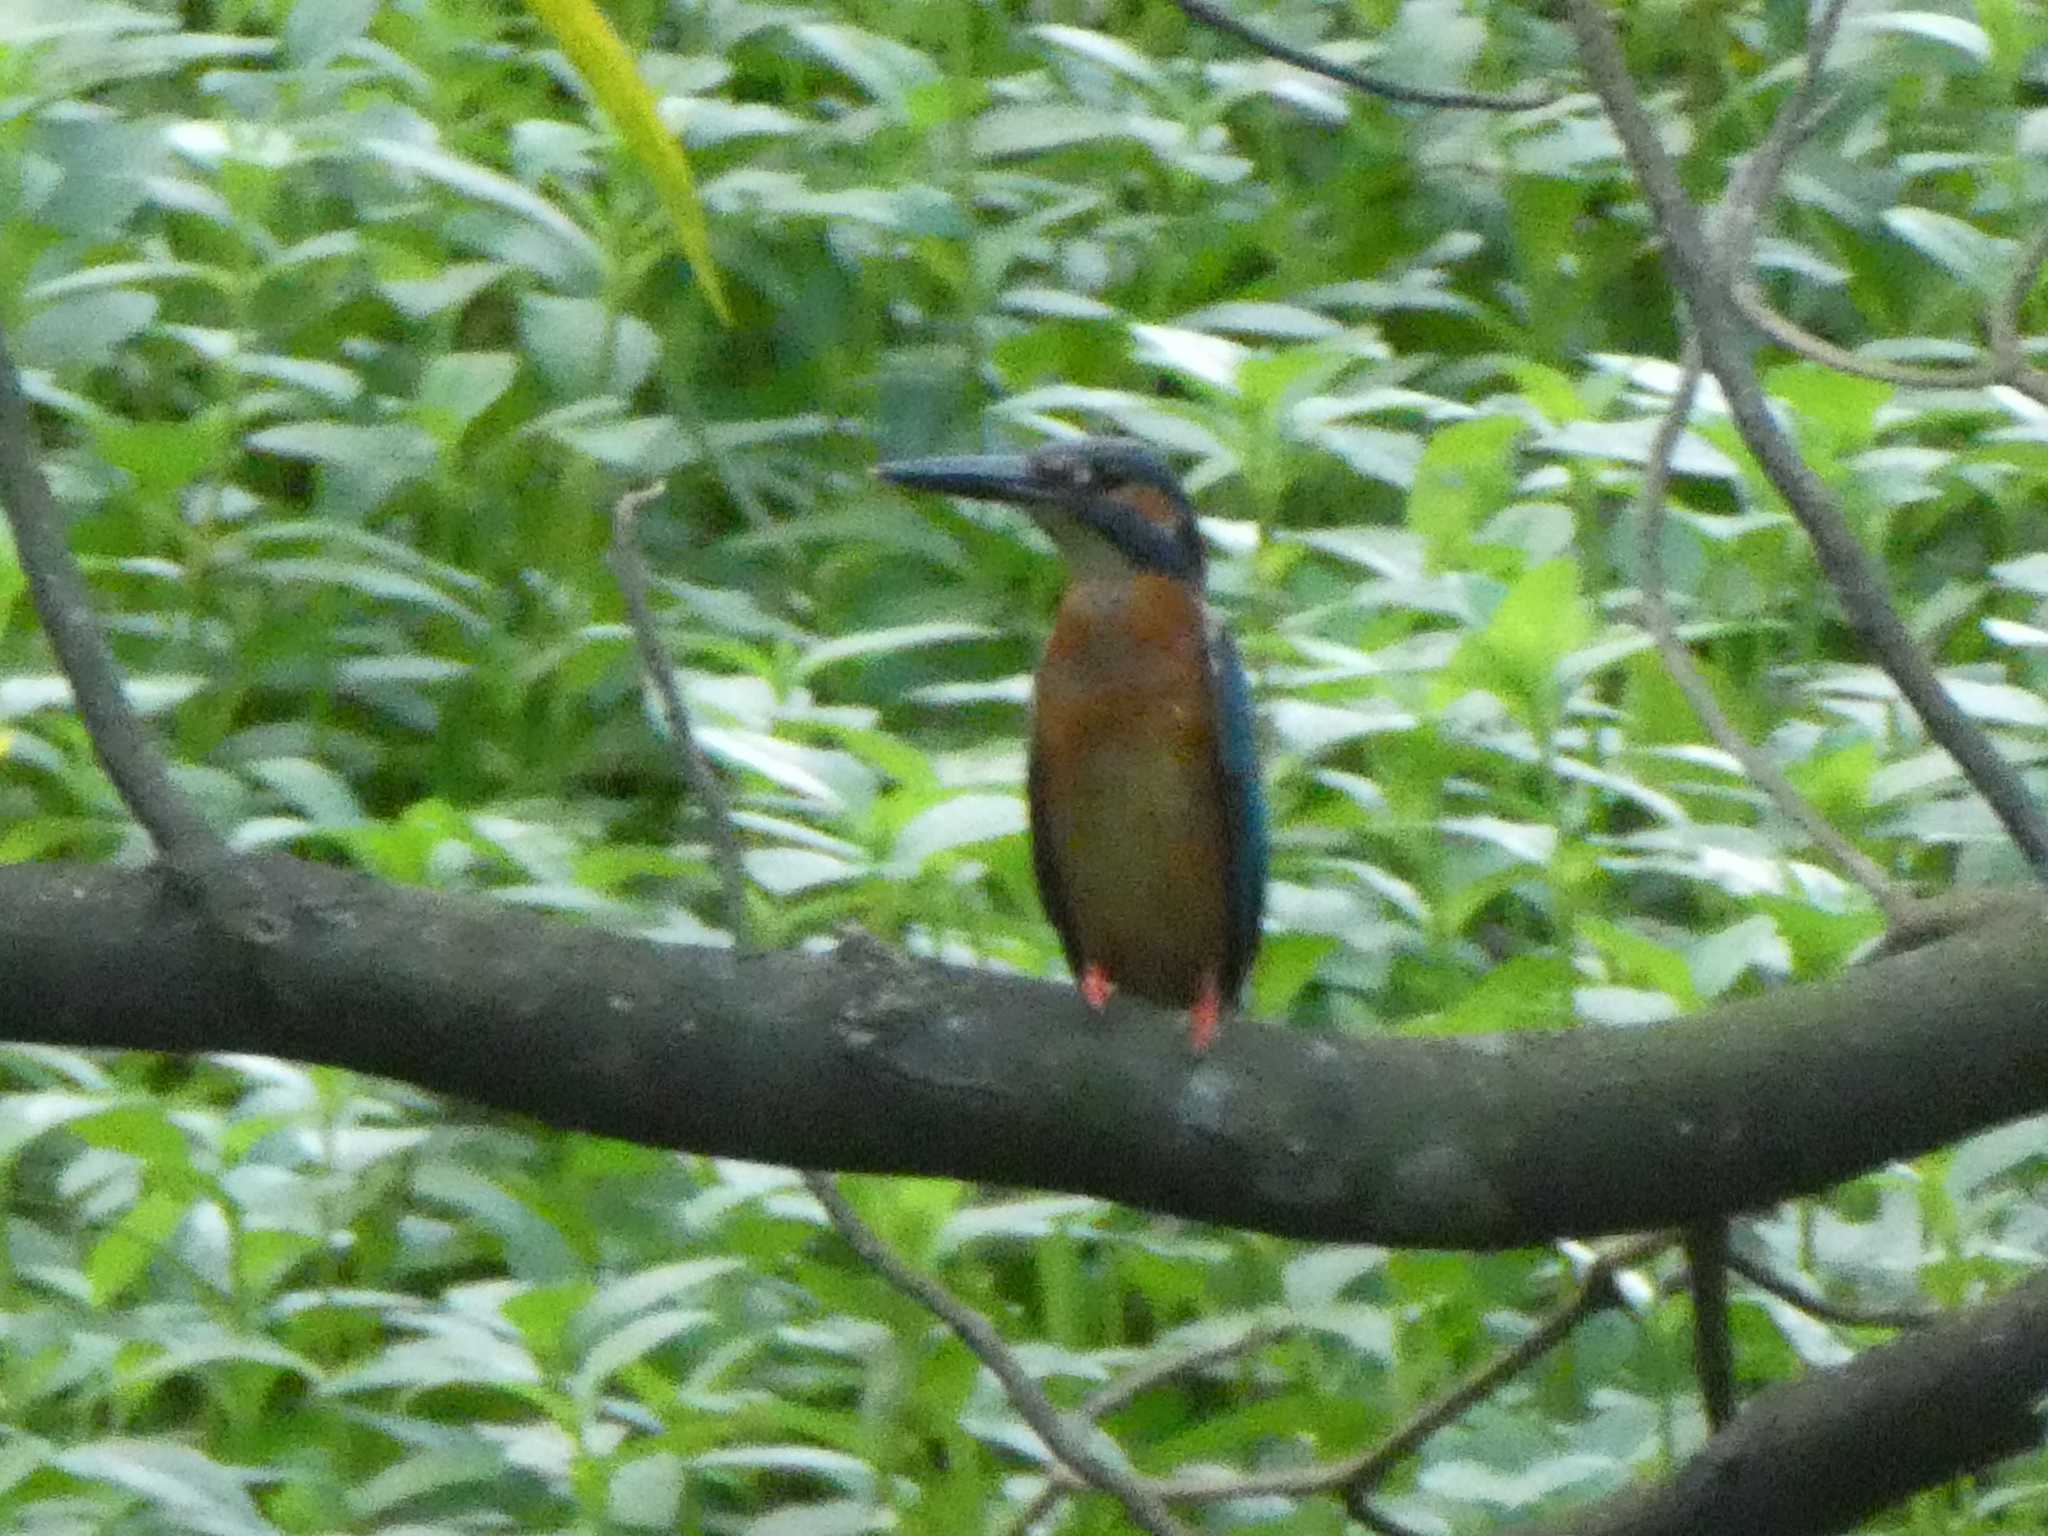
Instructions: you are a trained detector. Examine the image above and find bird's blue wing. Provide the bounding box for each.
[1206,621,1267,1003]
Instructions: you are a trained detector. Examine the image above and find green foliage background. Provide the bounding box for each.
[4,0,2048,1530]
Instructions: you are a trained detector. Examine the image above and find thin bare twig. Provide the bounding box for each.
[1986,220,2048,401]
[1715,0,2048,405]
[1654,0,1913,920]
[1174,0,1554,113]
[0,321,276,940]
[1729,1252,1936,1331]
[1733,291,1997,384]
[1715,0,1853,271]
[607,489,1183,1533]
[1682,1219,1735,1431]
[1032,1234,1671,1508]
[802,1172,1195,1536]
[1732,234,2048,407]
[1633,342,1908,918]
[1336,1233,1671,1516]
[606,480,755,951]
[1562,0,2048,879]
[1089,1322,1291,1418]
[1007,1322,1292,1532]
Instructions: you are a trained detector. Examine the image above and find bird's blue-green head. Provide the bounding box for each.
[878,437,1202,583]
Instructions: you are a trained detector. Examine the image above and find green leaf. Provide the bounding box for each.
[0,527,23,635]
[745,1500,892,1536]
[570,1307,714,1404]
[1851,10,1992,64]
[361,136,602,285]
[280,0,375,67]
[1687,915,1791,1000]
[415,351,520,441]
[518,294,659,398]
[55,1440,274,1536]
[789,21,939,109]
[245,422,440,520]
[520,0,729,320]
[1763,363,1893,456]
[17,289,156,369]
[797,621,996,677]
[381,261,508,318]
[1439,558,1591,732]
[70,1102,194,1169]
[1578,916,1698,1005]
[1880,207,2012,297]
[234,557,487,632]
[1248,932,1336,1020]
[1425,955,1577,1034]
[87,1189,191,1305]
[1407,415,1525,569]
[889,794,1026,872]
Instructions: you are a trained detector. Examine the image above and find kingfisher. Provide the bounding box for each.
[878,437,1266,1052]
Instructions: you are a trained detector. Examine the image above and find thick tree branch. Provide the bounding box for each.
[7,858,2048,1249]
[1521,1267,2048,1536]
[1562,0,2048,878]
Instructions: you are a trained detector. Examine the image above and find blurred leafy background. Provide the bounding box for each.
[4,0,2048,1530]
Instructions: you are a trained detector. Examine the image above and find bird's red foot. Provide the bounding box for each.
[1079,963,1115,1012]
[1188,975,1222,1054]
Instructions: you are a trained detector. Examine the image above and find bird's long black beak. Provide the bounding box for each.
[875,453,1057,508]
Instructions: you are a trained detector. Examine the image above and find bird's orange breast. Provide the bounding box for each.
[1031,575,1230,1006]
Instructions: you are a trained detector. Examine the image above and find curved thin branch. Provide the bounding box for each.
[608,486,1176,1527]
[607,480,755,952]
[1714,0,1851,270]
[1733,287,1999,387]
[1633,341,1907,917]
[1084,1323,1290,1419]
[1714,0,2048,407]
[1724,3,2048,392]
[1562,0,2048,879]
[1028,1235,1671,1507]
[1008,1322,1292,1533]
[1629,334,1878,1436]
[803,1173,1193,1536]
[0,323,275,940]
[1729,1253,1936,1331]
[1329,1234,1671,1514]
[1733,279,2048,408]
[1986,221,2048,376]
[1173,0,1554,113]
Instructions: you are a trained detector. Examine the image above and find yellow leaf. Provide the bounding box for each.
[520,0,731,323]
